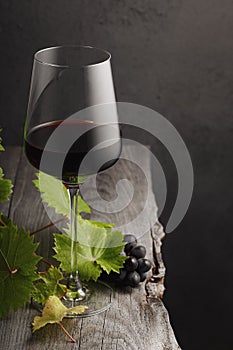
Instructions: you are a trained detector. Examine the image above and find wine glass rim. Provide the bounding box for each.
[34,45,111,68]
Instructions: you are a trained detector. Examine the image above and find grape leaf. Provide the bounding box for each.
[32,295,88,332]
[53,233,102,281]
[87,219,115,228]
[0,129,4,151]
[0,216,41,318]
[0,130,13,203]
[33,172,90,216]
[53,218,126,281]
[32,266,67,305]
[0,168,12,203]
[95,229,127,274]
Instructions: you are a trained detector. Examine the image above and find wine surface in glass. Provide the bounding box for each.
[25,120,121,183]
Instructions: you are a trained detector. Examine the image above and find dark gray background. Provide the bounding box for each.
[1,1,233,349]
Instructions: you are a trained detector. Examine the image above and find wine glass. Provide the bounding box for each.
[24,45,121,317]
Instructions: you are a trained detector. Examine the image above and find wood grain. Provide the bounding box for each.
[0,145,180,350]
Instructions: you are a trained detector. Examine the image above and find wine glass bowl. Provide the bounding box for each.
[24,45,121,316]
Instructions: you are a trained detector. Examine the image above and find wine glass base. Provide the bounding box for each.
[63,280,113,318]
[32,280,113,318]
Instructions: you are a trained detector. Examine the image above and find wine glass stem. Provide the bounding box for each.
[68,186,79,273]
[67,186,83,296]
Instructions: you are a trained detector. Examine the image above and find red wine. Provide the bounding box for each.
[25,120,121,183]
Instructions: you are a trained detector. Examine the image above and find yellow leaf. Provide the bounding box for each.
[68,305,88,314]
[32,296,88,332]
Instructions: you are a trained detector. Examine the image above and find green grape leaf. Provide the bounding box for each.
[0,216,41,318]
[95,229,127,274]
[33,172,90,216]
[0,168,13,203]
[53,233,102,281]
[32,295,87,332]
[0,130,13,202]
[53,218,126,281]
[32,266,67,305]
[87,219,115,228]
[0,129,4,151]
[62,217,115,238]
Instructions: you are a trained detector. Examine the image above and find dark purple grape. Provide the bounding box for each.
[124,234,137,244]
[106,268,127,282]
[130,245,146,259]
[139,272,147,282]
[126,271,141,287]
[124,241,137,255]
[137,258,152,273]
[118,268,127,281]
[124,256,138,272]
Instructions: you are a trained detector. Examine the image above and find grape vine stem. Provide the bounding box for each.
[57,321,76,343]
[0,218,7,227]
[30,216,67,236]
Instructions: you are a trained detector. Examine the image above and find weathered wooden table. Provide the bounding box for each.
[0,145,180,350]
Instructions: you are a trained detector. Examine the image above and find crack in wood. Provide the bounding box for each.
[100,310,107,350]
[145,222,166,302]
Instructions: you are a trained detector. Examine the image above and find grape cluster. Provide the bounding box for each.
[108,234,152,288]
